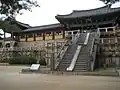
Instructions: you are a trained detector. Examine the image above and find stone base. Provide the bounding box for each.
[21,68,40,73]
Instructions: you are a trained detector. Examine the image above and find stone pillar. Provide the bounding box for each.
[51,52,55,71]
[50,43,55,71]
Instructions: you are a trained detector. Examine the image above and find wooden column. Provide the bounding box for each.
[25,34,27,42]
[43,32,45,40]
[11,32,13,39]
[17,35,20,41]
[53,32,55,40]
[63,30,65,39]
[34,33,36,41]
[3,31,6,48]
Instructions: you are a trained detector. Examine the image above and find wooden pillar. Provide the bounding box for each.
[25,34,27,42]
[3,30,6,48]
[81,20,83,33]
[17,35,20,41]
[43,32,45,40]
[63,30,65,39]
[34,33,36,41]
[11,32,13,39]
[53,32,55,40]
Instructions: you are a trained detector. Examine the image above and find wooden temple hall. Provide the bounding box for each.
[1,5,120,71]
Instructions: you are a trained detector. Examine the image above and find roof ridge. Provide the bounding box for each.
[31,23,61,28]
[73,5,109,12]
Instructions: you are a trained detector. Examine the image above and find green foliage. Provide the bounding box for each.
[0,19,21,32]
[0,58,9,63]
[9,56,37,64]
[0,0,40,18]
[100,0,120,4]
[39,59,46,65]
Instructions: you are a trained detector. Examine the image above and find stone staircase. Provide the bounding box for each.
[74,33,95,71]
[57,33,87,71]
[56,43,78,71]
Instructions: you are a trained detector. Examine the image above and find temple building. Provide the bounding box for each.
[1,5,120,71]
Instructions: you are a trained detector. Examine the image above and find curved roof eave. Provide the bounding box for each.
[56,5,120,19]
[22,23,63,32]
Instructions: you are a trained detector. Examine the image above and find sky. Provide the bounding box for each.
[15,0,120,27]
[16,0,105,26]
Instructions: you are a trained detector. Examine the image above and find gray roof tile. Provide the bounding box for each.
[56,5,120,19]
[23,23,63,32]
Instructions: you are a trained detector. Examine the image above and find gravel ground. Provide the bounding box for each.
[0,65,120,90]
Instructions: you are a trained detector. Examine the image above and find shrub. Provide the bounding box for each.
[0,58,9,63]
[9,56,37,65]
[39,59,46,65]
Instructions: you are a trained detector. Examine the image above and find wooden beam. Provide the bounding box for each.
[69,20,113,28]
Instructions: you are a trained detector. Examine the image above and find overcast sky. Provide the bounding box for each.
[16,0,105,26]
[1,0,120,37]
[16,0,120,27]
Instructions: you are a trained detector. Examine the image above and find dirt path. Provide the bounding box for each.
[0,66,120,90]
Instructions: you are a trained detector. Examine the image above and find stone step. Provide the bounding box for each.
[57,33,95,71]
[73,33,95,72]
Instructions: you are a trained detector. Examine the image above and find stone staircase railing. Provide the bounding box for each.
[72,31,80,44]
[55,40,69,70]
[89,38,95,71]
[84,33,90,45]
[89,32,98,71]
[55,31,80,70]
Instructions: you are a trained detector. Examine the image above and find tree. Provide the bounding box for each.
[0,0,39,35]
[100,0,120,4]
[0,19,21,33]
[0,0,40,18]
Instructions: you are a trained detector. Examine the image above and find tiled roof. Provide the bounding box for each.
[23,23,63,32]
[56,5,120,19]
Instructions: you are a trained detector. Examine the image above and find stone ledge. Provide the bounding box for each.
[21,68,40,73]
[21,70,119,77]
